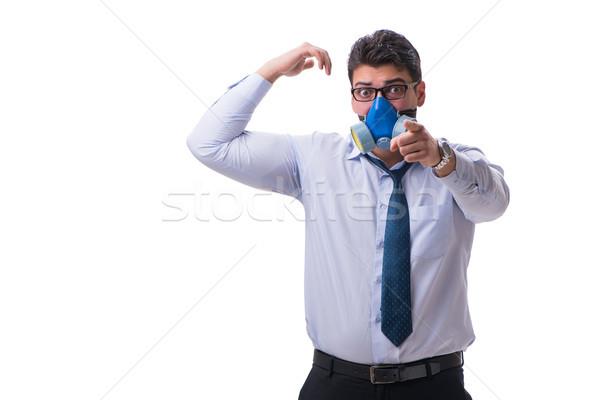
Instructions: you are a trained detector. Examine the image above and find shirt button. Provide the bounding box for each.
[376,241,384,249]
[380,204,387,209]
[376,276,382,284]
[375,315,381,324]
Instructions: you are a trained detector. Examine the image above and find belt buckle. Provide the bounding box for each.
[369,365,399,384]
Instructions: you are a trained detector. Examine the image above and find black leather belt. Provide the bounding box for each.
[313,349,464,384]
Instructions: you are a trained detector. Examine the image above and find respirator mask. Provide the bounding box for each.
[350,97,416,154]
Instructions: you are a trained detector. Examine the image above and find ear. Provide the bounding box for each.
[417,81,426,107]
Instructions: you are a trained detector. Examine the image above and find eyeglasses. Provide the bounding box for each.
[351,82,420,102]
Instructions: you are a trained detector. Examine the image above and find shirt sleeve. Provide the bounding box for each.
[186,73,302,199]
[435,143,510,223]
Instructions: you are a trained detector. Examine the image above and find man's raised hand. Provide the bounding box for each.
[256,42,332,83]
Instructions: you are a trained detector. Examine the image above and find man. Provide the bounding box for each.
[187,30,509,399]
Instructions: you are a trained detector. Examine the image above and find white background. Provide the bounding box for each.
[1,1,599,399]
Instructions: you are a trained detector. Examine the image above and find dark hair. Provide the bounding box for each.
[347,30,422,85]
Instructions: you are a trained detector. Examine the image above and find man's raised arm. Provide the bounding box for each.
[186,43,331,197]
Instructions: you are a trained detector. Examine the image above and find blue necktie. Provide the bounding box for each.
[366,156,413,347]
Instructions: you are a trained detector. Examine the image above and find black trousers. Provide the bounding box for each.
[298,364,473,400]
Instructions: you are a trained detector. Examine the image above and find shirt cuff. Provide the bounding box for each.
[226,73,273,106]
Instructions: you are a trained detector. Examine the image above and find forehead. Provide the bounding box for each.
[352,64,411,87]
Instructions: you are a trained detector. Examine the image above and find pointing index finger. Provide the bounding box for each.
[403,119,423,132]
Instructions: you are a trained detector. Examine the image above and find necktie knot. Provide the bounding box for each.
[366,155,412,184]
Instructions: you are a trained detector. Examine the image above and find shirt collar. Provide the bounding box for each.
[346,133,410,171]
[346,133,362,160]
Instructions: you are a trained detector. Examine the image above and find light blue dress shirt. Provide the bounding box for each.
[187,73,510,365]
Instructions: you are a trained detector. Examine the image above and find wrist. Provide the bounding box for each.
[256,63,281,84]
[433,140,455,177]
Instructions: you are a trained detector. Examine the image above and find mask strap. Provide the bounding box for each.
[397,109,417,119]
